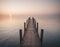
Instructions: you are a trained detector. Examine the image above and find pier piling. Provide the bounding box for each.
[41,29,44,47]
[37,22,38,32]
[19,29,22,44]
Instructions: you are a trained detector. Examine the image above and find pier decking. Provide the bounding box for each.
[19,17,44,47]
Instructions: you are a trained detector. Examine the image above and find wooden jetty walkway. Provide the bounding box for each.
[19,17,44,47]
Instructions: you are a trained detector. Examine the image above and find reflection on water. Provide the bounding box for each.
[0,16,60,47]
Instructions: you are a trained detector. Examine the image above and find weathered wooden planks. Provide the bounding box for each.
[19,17,44,47]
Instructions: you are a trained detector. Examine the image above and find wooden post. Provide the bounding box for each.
[36,23,38,32]
[27,17,30,26]
[19,29,22,44]
[24,22,26,32]
[27,22,28,28]
[32,17,34,24]
[41,29,44,47]
[35,21,36,28]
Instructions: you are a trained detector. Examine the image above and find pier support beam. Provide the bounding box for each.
[19,29,22,44]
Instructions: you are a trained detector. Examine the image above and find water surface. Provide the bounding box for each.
[0,16,60,47]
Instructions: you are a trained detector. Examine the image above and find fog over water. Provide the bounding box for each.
[0,15,60,47]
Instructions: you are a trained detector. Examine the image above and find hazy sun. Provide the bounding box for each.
[5,5,19,14]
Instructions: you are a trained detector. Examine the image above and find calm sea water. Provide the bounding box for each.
[0,16,60,47]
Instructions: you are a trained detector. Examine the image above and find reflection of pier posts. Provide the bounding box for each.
[19,29,22,44]
[41,29,44,47]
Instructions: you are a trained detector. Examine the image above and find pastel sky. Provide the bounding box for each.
[0,0,60,15]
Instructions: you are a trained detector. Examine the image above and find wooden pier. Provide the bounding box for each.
[19,17,44,47]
